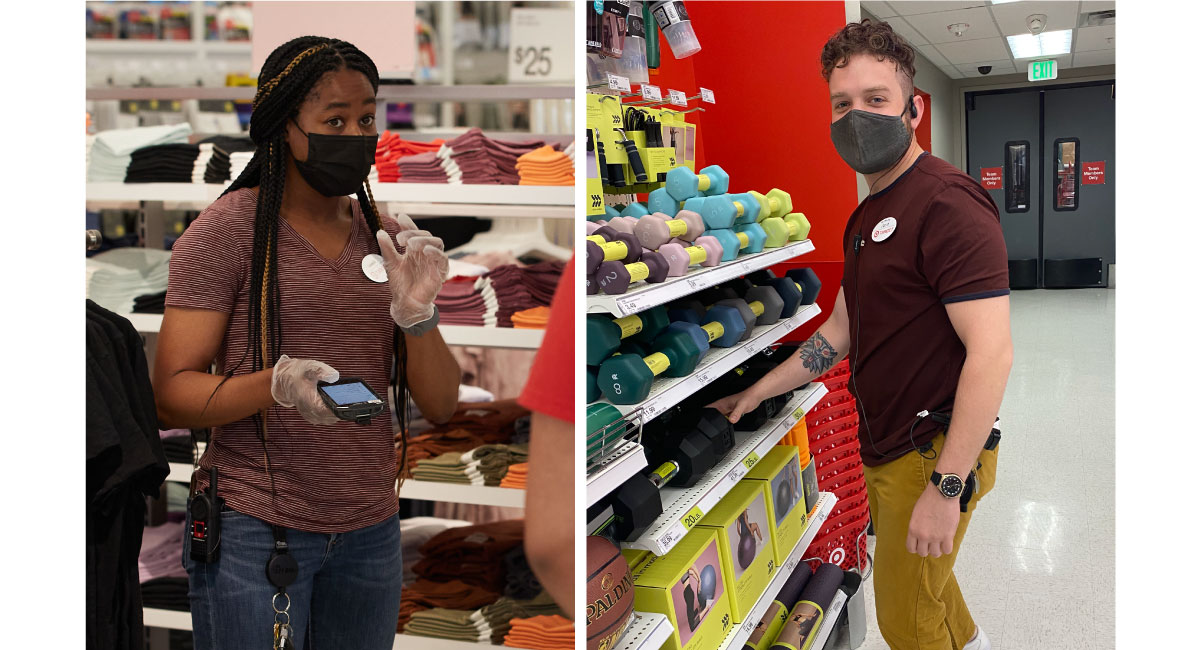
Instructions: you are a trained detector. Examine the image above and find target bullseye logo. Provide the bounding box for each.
[829,547,846,566]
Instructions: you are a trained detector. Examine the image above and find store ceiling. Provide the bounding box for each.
[860,1,1115,79]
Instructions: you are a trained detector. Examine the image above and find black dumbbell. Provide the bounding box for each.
[607,431,717,540]
[596,252,671,295]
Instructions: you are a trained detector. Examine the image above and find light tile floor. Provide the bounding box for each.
[831,288,1115,650]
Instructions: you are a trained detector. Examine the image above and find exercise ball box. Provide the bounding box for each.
[627,527,732,650]
[696,480,779,623]
[743,446,809,569]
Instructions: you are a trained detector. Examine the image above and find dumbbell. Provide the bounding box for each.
[656,236,723,276]
[747,268,821,315]
[596,252,670,294]
[700,194,760,230]
[747,189,793,221]
[605,216,639,236]
[665,303,747,347]
[786,268,822,305]
[704,227,765,263]
[674,284,785,340]
[634,210,704,249]
[606,432,717,540]
[665,164,730,201]
[585,221,605,236]
[621,202,650,219]
[647,187,682,216]
[605,205,621,220]
[734,221,769,254]
[586,306,670,366]
[597,328,695,403]
[587,403,627,459]
[587,366,601,403]
[759,212,811,247]
[585,230,641,274]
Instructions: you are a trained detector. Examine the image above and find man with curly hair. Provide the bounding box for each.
[711,18,1012,650]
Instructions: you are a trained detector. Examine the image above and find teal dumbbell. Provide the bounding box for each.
[647,187,681,216]
[665,165,730,200]
[621,202,650,219]
[700,194,761,230]
[682,196,707,216]
[605,206,621,220]
[702,229,749,262]
[734,222,768,254]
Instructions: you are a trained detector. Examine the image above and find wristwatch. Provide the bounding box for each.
[930,471,965,499]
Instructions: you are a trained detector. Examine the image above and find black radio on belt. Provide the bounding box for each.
[189,467,224,563]
[927,411,1002,451]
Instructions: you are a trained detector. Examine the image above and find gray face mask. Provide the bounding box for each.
[829,105,913,175]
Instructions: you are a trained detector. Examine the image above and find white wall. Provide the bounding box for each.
[913,50,956,166]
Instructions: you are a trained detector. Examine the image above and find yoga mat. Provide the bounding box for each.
[743,563,813,650]
[769,563,844,650]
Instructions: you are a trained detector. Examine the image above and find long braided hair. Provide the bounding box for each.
[215,36,410,487]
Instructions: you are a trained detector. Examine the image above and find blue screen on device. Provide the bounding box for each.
[321,382,377,405]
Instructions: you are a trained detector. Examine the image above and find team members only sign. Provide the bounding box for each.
[980,167,1002,189]
[1082,161,1106,185]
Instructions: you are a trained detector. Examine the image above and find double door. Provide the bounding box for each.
[966,81,1115,288]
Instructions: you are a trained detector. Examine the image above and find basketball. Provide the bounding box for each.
[587,535,635,650]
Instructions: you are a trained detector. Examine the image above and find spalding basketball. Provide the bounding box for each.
[587,535,634,650]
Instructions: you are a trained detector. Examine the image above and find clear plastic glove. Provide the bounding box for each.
[271,354,341,425]
[376,228,450,328]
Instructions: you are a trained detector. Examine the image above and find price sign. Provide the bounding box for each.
[784,556,799,572]
[507,8,572,83]
[680,505,705,531]
[742,620,756,634]
[700,87,716,103]
[791,406,806,421]
[728,465,745,484]
[607,73,631,93]
[694,371,711,386]
[616,294,646,315]
[668,89,688,107]
[641,84,662,101]
[742,451,761,471]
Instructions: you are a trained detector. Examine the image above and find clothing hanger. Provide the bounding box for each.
[447,217,572,261]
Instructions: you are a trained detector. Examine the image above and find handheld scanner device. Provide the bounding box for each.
[317,377,385,425]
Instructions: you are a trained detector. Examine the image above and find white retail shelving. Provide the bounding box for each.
[142,608,525,650]
[808,589,849,650]
[595,304,822,420]
[396,480,525,509]
[586,240,816,317]
[624,384,828,556]
[618,493,837,650]
[587,440,650,508]
[86,40,251,56]
[125,314,543,350]
[166,463,192,484]
[85,182,574,214]
[86,84,574,102]
[612,612,673,650]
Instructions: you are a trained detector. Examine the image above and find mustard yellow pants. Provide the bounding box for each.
[862,433,999,650]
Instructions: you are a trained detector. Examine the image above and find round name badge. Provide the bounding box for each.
[361,254,388,283]
[872,217,897,243]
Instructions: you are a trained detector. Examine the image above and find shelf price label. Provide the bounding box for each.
[742,619,757,634]
[742,452,761,471]
[616,294,648,315]
[507,8,572,83]
[668,89,688,107]
[680,505,705,531]
[641,84,662,101]
[607,73,631,93]
[791,406,806,421]
[700,87,716,104]
[728,465,746,484]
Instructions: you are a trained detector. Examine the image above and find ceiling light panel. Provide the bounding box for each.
[1006,29,1073,59]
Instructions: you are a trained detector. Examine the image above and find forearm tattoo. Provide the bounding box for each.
[798,332,838,376]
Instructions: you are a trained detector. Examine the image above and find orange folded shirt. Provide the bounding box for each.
[511,306,551,329]
[499,463,528,488]
[503,615,574,649]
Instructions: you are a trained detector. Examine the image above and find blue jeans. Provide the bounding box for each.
[183,505,403,650]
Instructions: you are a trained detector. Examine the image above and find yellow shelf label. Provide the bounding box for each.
[586,178,605,216]
[742,452,761,471]
[681,505,705,530]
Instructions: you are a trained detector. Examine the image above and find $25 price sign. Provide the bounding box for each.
[508,8,572,83]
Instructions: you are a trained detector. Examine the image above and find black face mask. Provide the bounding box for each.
[291,120,378,197]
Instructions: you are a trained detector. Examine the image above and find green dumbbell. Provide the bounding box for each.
[760,211,811,247]
[665,164,730,200]
[647,187,682,216]
[587,366,601,403]
[747,189,793,221]
[700,194,760,230]
[586,306,670,366]
[587,402,626,455]
[596,344,674,404]
[621,202,650,219]
[782,212,811,241]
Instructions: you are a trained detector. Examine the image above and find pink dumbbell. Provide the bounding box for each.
[667,235,724,268]
[606,216,638,235]
[634,210,705,249]
[657,242,693,277]
[585,221,607,235]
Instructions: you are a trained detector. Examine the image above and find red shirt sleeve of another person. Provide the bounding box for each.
[518,256,575,423]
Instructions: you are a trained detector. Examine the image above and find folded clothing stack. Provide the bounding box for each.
[133,290,167,314]
[479,261,565,328]
[400,517,472,586]
[471,444,530,487]
[88,123,193,182]
[400,591,563,643]
[194,143,230,183]
[516,144,575,186]
[511,306,551,329]
[435,278,495,327]
[436,128,549,185]
[376,130,444,183]
[158,429,193,464]
[398,578,501,629]
[140,521,189,611]
[499,463,528,489]
[400,400,530,472]
[398,151,449,183]
[503,615,575,650]
[411,451,486,485]
[86,247,172,315]
[124,143,201,183]
[413,520,525,593]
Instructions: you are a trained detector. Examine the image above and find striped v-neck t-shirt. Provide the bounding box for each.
[166,187,404,533]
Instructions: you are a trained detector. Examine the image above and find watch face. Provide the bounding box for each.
[940,475,964,498]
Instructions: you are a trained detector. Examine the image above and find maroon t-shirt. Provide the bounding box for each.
[841,153,1009,467]
[166,187,404,532]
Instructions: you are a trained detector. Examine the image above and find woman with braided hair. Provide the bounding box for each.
[153,36,460,649]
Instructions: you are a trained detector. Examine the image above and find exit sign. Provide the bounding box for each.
[1028,60,1058,81]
